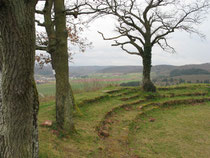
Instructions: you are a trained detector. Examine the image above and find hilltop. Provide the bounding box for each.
[38,84,210,157]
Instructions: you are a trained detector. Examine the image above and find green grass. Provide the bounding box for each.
[128,102,210,158]
[37,81,119,96]
[37,73,142,96]
[37,82,56,96]
[38,83,210,158]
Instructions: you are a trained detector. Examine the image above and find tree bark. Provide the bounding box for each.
[0,35,2,71]
[0,1,39,157]
[43,0,56,54]
[41,0,76,132]
[142,46,156,92]
[53,0,75,132]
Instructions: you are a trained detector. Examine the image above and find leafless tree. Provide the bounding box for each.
[35,0,95,132]
[92,0,209,92]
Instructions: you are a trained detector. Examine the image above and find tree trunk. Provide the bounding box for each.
[0,34,2,71]
[0,1,39,157]
[53,0,75,132]
[142,46,156,92]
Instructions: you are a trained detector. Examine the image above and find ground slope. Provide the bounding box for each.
[38,84,210,158]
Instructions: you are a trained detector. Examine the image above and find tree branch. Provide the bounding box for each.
[121,45,141,56]
[36,45,48,52]
[157,37,176,54]
[35,10,44,15]
[152,1,209,45]
[112,41,140,56]
[98,31,126,40]
[35,20,45,27]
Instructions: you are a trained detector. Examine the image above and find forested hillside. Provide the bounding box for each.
[170,68,210,77]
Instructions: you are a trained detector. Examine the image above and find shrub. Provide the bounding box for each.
[120,81,140,87]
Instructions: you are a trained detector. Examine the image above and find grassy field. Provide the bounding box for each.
[37,73,142,96]
[128,103,210,158]
[38,84,210,158]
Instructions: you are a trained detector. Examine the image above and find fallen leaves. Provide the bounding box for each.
[149,118,156,122]
[41,120,52,127]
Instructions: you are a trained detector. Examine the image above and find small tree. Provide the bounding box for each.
[93,0,209,92]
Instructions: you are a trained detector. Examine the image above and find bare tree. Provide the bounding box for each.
[35,0,93,132]
[36,0,76,132]
[93,0,209,92]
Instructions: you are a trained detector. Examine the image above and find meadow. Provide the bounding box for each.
[37,73,142,96]
[37,81,210,158]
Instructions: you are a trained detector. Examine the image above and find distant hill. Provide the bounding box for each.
[97,66,142,74]
[151,65,176,76]
[87,63,210,75]
[34,63,210,78]
[70,66,110,76]
[177,63,210,71]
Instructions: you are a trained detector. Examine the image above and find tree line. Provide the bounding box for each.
[0,0,209,157]
[170,68,210,77]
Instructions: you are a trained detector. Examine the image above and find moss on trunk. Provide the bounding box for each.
[142,46,156,92]
[54,0,75,132]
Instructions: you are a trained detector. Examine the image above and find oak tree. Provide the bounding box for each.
[93,0,209,92]
[0,0,39,157]
[35,0,92,132]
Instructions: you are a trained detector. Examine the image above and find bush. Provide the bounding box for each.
[120,81,140,87]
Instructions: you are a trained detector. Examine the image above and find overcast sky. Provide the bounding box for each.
[69,14,210,67]
[36,1,210,67]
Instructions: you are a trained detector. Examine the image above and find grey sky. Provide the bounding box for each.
[36,1,210,67]
[70,14,210,66]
